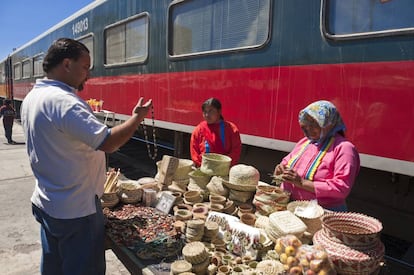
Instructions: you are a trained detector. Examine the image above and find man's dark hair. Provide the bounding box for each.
[43,38,89,73]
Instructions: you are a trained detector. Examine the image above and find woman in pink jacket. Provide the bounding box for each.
[274,100,360,211]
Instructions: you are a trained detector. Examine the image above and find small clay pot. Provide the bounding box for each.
[240,213,256,226]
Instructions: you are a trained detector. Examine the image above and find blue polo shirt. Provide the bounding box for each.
[21,79,110,219]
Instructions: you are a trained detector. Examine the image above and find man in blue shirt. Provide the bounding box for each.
[21,38,152,275]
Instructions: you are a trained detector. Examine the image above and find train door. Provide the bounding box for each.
[5,57,13,101]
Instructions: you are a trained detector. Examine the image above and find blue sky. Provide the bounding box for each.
[0,0,94,60]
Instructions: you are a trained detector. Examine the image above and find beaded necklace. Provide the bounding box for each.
[141,105,158,160]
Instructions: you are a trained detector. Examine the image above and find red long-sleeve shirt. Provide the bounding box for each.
[190,120,241,167]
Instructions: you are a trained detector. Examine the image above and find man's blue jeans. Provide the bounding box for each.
[32,196,105,275]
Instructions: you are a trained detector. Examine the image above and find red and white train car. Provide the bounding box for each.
[1,0,414,267]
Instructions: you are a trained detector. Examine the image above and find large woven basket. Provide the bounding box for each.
[313,229,384,275]
[321,212,383,249]
[200,153,231,176]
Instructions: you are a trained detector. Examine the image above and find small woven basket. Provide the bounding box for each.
[170,260,192,274]
[101,192,119,208]
[117,181,142,204]
[255,260,285,275]
[173,159,194,180]
[182,241,209,265]
[267,210,307,242]
[287,200,324,235]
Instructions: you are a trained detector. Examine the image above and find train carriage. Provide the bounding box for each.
[2,0,414,270]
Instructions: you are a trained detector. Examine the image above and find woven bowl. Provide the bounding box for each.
[287,200,324,235]
[256,185,290,204]
[240,213,256,226]
[200,153,231,176]
[184,190,202,202]
[321,212,383,248]
[101,192,119,208]
[117,181,142,204]
[188,169,211,187]
[313,230,384,275]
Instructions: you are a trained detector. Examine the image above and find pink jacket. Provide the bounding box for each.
[281,134,360,209]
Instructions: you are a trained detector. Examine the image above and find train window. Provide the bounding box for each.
[322,0,414,40]
[169,0,271,57]
[78,35,94,69]
[104,14,148,66]
[33,55,44,77]
[22,59,31,79]
[13,63,21,80]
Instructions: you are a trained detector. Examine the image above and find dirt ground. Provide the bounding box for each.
[0,122,130,275]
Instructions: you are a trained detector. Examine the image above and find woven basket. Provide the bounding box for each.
[173,159,194,180]
[255,260,285,275]
[228,189,254,203]
[313,230,384,275]
[321,212,383,249]
[267,210,307,242]
[200,153,231,176]
[221,164,259,191]
[222,200,236,214]
[191,257,210,274]
[101,192,119,208]
[170,260,192,274]
[117,181,142,204]
[174,209,193,221]
[255,185,290,204]
[189,169,211,187]
[287,200,324,235]
[182,241,209,265]
[209,194,226,205]
[206,176,229,196]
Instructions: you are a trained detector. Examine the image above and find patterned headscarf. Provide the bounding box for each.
[299,100,346,144]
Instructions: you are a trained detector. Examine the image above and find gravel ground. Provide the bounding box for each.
[0,122,130,275]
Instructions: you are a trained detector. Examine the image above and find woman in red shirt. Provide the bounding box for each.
[190,98,242,167]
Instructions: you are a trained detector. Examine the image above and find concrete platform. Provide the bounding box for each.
[0,121,129,274]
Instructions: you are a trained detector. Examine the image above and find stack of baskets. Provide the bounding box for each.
[187,169,211,200]
[185,219,205,242]
[182,241,210,274]
[169,158,193,193]
[253,185,290,215]
[313,212,385,275]
[170,260,192,275]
